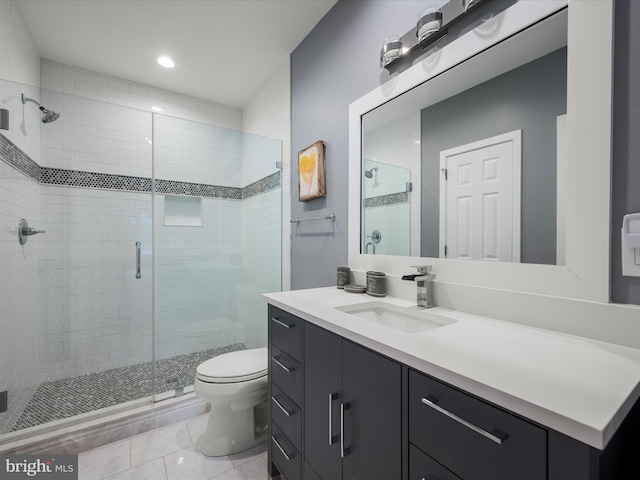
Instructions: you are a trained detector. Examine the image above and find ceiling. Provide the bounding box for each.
[16,0,337,109]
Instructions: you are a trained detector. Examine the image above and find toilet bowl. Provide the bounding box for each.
[194,347,268,457]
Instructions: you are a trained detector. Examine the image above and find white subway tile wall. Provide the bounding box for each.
[240,188,282,349]
[0,79,41,165]
[154,115,242,187]
[154,196,244,361]
[38,186,153,382]
[363,203,411,256]
[39,90,152,177]
[363,112,421,256]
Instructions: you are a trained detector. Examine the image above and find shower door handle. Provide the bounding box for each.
[135,242,141,279]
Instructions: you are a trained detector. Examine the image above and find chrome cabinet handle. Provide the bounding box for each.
[421,396,508,445]
[271,317,293,329]
[328,393,336,445]
[135,242,141,279]
[272,356,293,373]
[271,435,292,461]
[272,396,293,417]
[340,402,349,458]
[422,475,438,480]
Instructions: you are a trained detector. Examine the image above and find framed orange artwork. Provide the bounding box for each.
[298,140,326,202]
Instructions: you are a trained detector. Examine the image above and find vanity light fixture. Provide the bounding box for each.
[380,0,490,70]
[417,6,443,43]
[157,56,175,68]
[462,0,480,12]
[380,35,404,68]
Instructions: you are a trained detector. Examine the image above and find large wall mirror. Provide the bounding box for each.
[348,0,613,302]
[361,9,567,264]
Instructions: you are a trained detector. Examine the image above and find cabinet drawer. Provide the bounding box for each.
[271,346,302,407]
[270,306,302,362]
[410,444,462,480]
[271,384,302,451]
[409,370,546,480]
[271,422,301,480]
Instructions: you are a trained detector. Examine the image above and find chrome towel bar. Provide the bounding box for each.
[290,214,335,224]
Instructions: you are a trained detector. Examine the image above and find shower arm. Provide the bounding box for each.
[22,94,43,109]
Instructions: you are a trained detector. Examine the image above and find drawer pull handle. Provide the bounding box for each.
[421,396,508,445]
[328,393,336,445]
[272,395,293,417]
[272,317,293,329]
[271,435,293,461]
[272,356,293,373]
[422,475,438,480]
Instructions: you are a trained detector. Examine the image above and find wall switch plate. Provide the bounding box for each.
[622,230,640,277]
[0,391,7,413]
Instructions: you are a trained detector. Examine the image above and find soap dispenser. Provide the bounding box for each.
[412,265,435,309]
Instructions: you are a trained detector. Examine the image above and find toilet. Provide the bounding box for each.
[194,347,269,457]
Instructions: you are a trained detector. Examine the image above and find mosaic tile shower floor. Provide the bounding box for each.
[7,344,246,433]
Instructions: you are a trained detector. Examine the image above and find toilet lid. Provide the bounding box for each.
[196,347,268,383]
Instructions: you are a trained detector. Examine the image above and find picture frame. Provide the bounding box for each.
[298,140,326,202]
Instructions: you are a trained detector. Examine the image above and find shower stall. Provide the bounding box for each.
[0,79,282,440]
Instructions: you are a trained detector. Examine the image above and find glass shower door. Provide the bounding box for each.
[152,114,282,399]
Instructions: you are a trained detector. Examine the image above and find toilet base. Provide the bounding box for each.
[196,398,268,457]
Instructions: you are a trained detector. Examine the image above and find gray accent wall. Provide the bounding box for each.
[421,48,567,264]
[611,0,640,305]
[291,0,432,289]
[292,0,640,304]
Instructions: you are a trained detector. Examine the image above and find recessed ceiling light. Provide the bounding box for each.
[157,56,175,68]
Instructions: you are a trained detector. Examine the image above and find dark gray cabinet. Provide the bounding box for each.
[267,304,640,480]
[304,322,402,480]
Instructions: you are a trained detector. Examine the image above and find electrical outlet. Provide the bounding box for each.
[622,233,640,277]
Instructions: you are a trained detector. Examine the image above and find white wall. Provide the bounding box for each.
[0,2,40,87]
[41,60,242,131]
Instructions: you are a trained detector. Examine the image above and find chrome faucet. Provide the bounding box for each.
[365,242,376,254]
[405,265,435,309]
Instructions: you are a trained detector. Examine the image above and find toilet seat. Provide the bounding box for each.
[196,347,267,384]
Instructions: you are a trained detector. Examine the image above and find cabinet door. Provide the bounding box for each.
[342,340,402,480]
[304,322,343,480]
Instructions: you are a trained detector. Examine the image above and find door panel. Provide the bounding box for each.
[304,323,343,480]
[342,341,402,480]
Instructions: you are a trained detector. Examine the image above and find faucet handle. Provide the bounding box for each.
[411,265,432,275]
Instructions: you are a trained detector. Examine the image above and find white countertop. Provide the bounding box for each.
[263,287,640,450]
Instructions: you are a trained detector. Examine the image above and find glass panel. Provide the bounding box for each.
[0,82,154,439]
[152,114,281,399]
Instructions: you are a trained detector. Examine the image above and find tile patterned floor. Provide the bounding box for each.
[8,344,246,433]
[78,413,276,480]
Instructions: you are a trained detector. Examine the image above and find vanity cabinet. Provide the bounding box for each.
[267,303,640,480]
[304,322,402,480]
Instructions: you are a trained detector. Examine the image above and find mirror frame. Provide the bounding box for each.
[348,0,613,302]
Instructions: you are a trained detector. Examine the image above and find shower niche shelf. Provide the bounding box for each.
[164,195,202,227]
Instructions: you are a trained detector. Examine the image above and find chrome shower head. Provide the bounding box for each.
[22,94,61,123]
[364,167,378,179]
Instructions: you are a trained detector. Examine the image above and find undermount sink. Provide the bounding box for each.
[335,301,456,333]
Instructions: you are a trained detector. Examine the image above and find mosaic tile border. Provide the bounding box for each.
[1,134,280,199]
[364,191,409,208]
[0,134,41,183]
[41,168,151,192]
